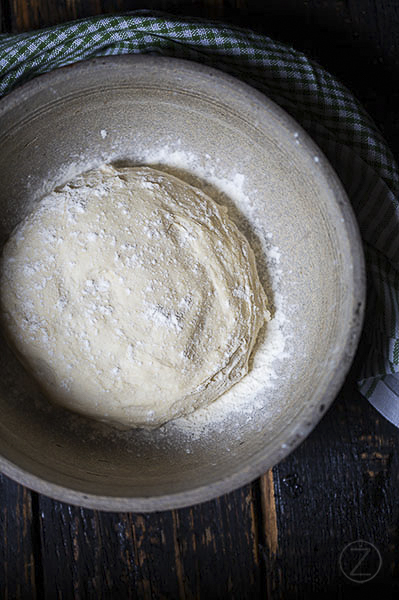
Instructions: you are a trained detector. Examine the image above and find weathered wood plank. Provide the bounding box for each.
[7,0,115,32]
[1,0,262,33]
[37,483,263,599]
[269,372,399,597]
[5,0,221,33]
[0,475,39,600]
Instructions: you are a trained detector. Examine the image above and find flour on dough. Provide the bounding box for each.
[0,165,270,428]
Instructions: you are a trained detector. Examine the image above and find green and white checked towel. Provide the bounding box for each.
[1,11,399,425]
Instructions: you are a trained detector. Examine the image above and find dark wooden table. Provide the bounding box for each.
[1,1,399,598]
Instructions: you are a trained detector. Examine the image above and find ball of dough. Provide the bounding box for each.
[0,165,270,428]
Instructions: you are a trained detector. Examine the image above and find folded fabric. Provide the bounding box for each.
[1,11,398,425]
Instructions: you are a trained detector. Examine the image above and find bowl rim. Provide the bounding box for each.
[0,54,366,511]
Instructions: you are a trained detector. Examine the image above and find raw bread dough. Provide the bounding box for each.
[0,165,270,428]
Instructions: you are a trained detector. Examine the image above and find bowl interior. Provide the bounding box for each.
[0,56,364,510]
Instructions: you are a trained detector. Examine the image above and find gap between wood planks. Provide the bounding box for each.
[259,470,278,557]
[30,492,45,600]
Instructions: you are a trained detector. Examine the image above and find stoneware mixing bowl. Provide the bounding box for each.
[0,56,365,511]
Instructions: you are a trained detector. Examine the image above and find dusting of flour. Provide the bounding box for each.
[135,146,290,440]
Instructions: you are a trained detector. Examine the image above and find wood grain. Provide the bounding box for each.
[36,484,264,599]
[4,0,244,32]
[0,475,38,600]
[270,370,399,597]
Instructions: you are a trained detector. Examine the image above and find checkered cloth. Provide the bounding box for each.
[1,11,399,425]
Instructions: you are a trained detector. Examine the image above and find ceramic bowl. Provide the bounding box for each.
[0,56,365,510]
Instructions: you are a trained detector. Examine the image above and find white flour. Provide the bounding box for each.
[135,146,290,439]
